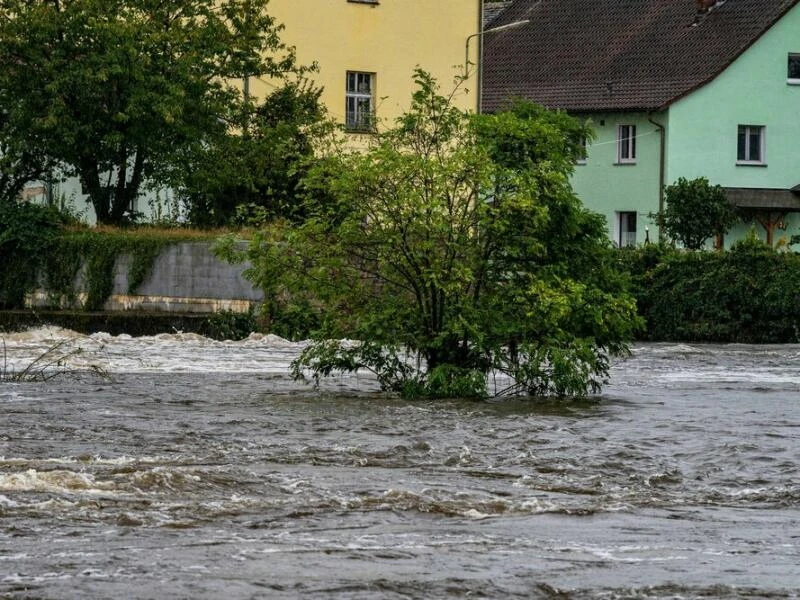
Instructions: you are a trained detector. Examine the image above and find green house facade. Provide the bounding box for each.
[483,0,800,248]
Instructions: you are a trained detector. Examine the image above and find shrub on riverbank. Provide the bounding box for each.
[0,202,64,308]
[619,241,800,343]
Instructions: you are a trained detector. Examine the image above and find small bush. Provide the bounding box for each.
[200,310,258,341]
[0,201,64,308]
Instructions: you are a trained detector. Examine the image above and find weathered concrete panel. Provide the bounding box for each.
[29,241,263,314]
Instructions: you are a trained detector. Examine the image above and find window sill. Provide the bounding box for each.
[614,160,637,166]
[736,161,767,167]
[787,78,800,85]
[345,128,377,135]
[576,160,587,166]
[348,0,379,4]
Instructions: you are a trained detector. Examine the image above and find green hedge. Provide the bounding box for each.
[619,243,800,343]
[0,202,64,308]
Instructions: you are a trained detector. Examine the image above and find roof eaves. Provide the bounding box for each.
[657,0,800,111]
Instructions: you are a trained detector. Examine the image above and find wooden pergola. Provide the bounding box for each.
[724,187,800,247]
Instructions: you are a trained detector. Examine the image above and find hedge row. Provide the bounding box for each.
[618,241,800,343]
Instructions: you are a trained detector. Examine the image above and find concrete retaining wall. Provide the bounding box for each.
[28,242,263,314]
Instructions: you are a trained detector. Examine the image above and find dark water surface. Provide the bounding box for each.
[1,330,799,598]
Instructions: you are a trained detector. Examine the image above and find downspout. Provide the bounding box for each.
[477,0,485,113]
[648,113,666,242]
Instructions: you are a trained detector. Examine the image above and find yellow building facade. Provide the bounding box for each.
[260,0,483,132]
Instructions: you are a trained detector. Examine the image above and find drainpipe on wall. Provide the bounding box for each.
[477,0,485,113]
[648,114,666,243]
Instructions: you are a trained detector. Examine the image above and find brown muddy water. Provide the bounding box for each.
[1,328,799,599]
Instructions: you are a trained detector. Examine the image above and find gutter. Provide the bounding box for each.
[647,113,666,242]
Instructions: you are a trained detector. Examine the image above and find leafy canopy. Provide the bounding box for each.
[235,71,640,399]
[0,0,298,224]
[655,177,739,250]
[181,80,332,228]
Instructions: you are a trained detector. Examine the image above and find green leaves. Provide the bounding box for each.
[0,0,300,224]
[655,177,738,250]
[0,201,64,307]
[626,244,800,343]
[239,71,639,399]
[182,80,331,227]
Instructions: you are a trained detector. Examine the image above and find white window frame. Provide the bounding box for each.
[616,124,636,164]
[345,71,375,132]
[787,53,800,84]
[616,211,638,248]
[736,125,766,165]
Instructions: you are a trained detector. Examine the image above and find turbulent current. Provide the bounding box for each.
[1,328,799,599]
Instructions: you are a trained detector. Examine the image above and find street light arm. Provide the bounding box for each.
[464,19,530,77]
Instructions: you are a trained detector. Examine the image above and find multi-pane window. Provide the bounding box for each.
[617,124,636,163]
[345,71,375,131]
[617,211,637,247]
[737,125,765,164]
[788,53,800,81]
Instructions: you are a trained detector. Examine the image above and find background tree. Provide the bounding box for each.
[0,113,55,205]
[0,0,298,225]
[235,72,640,399]
[655,177,739,250]
[180,80,330,228]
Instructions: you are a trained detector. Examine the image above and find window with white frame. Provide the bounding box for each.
[617,211,637,247]
[345,71,375,132]
[737,125,765,164]
[617,124,636,163]
[788,53,800,82]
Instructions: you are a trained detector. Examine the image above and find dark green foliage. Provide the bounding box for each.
[214,229,322,341]
[654,177,739,249]
[241,72,640,399]
[0,201,64,308]
[269,299,321,341]
[183,81,331,227]
[620,244,800,343]
[201,311,258,341]
[43,231,178,311]
[0,0,298,225]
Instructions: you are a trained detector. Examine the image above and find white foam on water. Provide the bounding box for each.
[0,468,116,494]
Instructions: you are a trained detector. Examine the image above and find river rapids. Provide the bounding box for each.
[1,328,798,599]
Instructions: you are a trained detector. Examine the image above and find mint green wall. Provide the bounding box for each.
[40,175,182,226]
[666,2,800,246]
[571,112,664,246]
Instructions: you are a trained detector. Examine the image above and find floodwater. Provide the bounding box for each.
[1,328,799,599]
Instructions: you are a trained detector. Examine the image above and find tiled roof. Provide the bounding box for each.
[725,188,800,211]
[483,1,513,28]
[482,0,800,113]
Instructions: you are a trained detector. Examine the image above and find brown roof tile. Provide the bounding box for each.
[482,0,800,113]
[725,187,800,211]
[483,1,514,28]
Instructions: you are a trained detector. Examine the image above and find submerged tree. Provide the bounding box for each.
[0,0,298,225]
[237,71,640,399]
